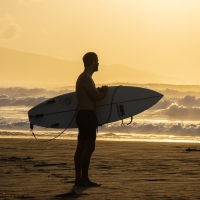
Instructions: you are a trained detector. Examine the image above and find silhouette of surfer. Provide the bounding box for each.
[74,52,108,186]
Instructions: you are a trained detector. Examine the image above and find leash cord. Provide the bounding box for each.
[31,85,133,142]
[31,103,78,142]
[103,85,122,125]
[103,85,133,126]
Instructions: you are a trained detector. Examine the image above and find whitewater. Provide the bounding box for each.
[1,85,200,143]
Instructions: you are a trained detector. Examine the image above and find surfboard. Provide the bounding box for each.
[28,86,163,129]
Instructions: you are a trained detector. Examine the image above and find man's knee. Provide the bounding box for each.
[74,142,84,159]
[85,140,95,153]
[89,145,95,154]
[83,146,95,156]
[91,143,95,152]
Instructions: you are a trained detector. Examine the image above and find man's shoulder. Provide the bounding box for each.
[78,73,93,82]
[79,72,88,78]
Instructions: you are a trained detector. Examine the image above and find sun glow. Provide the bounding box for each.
[1,0,200,85]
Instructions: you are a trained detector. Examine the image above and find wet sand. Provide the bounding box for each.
[1,138,200,199]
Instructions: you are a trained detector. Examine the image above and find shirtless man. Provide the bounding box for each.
[74,52,108,186]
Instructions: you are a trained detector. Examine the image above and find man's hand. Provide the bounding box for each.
[97,85,108,93]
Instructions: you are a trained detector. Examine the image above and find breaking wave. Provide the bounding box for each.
[1,85,200,141]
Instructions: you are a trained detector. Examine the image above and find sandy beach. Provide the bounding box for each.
[1,139,200,200]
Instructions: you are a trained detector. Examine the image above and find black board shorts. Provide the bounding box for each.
[76,110,98,140]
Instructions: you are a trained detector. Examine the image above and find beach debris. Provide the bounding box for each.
[15,195,37,199]
[34,162,66,167]
[186,147,200,152]
[0,156,34,162]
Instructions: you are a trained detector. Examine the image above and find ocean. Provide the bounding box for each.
[1,84,200,143]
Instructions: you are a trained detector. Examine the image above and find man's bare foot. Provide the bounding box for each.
[81,180,101,187]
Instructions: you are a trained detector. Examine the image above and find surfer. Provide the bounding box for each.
[74,52,108,186]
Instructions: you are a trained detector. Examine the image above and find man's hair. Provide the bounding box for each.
[82,52,98,67]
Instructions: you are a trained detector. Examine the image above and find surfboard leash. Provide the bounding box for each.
[103,85,133,126]
[121,116,133,126]
[30,103,79,142]
[30,84,134,141]
[104,85,121,124]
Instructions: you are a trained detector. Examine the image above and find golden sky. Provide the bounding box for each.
[1,0,200,84]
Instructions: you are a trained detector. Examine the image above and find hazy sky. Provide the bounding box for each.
[1,0,200,84]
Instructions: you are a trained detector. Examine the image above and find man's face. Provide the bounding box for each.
[93,58,99,72]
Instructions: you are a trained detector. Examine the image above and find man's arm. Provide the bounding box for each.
[84,77,108,101]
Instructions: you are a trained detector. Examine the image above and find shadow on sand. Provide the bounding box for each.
[52,184,100,199]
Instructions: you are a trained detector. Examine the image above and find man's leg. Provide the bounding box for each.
[74,140,84,185]
[81,140,95,183]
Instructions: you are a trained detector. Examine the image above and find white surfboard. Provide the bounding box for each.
[28,86,163,129]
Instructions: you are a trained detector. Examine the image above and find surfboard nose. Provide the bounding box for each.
[158,92,164,99]
[156,91,164,99]
[149,89,164,99]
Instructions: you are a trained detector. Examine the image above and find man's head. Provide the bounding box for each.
[83,52,99,72]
